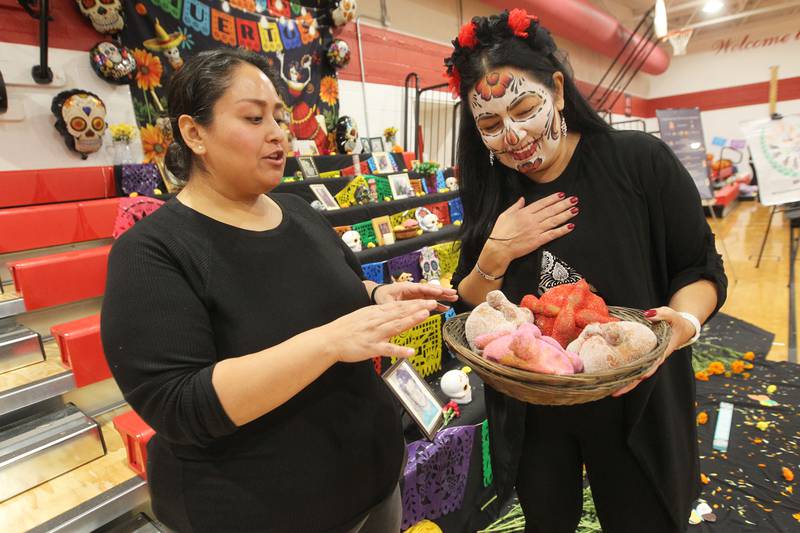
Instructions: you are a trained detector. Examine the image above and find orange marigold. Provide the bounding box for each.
[708,362,725,375]
[743,351,755,361]
[783,467,795,482]
[697,412,708,425]
[700,473,710,485]
[731,360,745,374]
[695,370,710,381]
[743,362,754,370]
[743,372,751,379]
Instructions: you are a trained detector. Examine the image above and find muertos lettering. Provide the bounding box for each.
[470,66,564,174]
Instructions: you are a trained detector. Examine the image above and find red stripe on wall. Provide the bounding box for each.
[0,0,101,52]
[644,76,800,116]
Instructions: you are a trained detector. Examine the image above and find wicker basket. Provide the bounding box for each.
[442,307,672,405]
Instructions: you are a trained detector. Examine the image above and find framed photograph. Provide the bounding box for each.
[388,173,414,200]
[382,359,444,440]
[295,139,320,156]
[373,152,396,174]
[360,137,371,154]
[309,184,340,210]
[371,215,395,246]
[297,156,320,179]
[369,136,385,153]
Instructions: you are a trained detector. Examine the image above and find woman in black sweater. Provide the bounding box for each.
[446,10,726,533]
[101,48,456,532]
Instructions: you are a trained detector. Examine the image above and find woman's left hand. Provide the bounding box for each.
[373,282,458,311]
[611,306,697,397]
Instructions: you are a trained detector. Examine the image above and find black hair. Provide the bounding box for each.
[446,11,611,263]
[51,88,106,160]
[164,47,283,182]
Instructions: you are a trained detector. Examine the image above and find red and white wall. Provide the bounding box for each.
[1,0,798,171]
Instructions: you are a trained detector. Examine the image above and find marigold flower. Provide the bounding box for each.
[695,370,710,381]
[696,412,708,425]
[731,360,745,374]
[708,362,725,375]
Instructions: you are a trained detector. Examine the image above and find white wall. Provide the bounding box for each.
[0,43,142,171]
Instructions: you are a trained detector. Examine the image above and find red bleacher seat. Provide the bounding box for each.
[0,166,115,208]
[8,245,111,311]
[0,198,120,253]
[113,411,155,480]
[51,315,110,387]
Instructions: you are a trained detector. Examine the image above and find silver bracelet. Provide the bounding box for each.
[475,262,505,281]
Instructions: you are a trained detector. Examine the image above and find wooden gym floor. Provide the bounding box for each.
[709,200,794,362]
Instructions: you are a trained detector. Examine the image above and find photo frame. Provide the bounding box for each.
[369,136,385,153]
[295,139,320,156]
[297,156,320,179]
[360,137,371,154]
[309,184,340,210]
[371,215,395,246]
[372,152,396,174]
[382,359,444,440]
[388,173,414,200]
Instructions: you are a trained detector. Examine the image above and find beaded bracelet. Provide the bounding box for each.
[475,263,505,281]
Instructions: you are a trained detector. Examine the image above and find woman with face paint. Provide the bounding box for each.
[446,10,727,533]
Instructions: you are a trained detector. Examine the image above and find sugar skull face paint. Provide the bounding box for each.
[469,66,564,174]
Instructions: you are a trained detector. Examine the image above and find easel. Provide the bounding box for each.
[750,66,798,361]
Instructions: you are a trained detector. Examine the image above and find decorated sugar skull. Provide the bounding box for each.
[419,247,441,285]
[440,370,472,404]
[76,0,124,34]
[310,200,326,211]
[332,0,357,26]
[143,19,186,71]
[327,39,351,70]
[415,207,440,232]
[90,41,136,84]
[445,176,459,191]
[335,116,359,154]
[342,230,362,252]
[51,89,107,159]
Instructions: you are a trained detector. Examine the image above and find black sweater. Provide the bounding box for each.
[101,194,404,532]
[451,130,727,528]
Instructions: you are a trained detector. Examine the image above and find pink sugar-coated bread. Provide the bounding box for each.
[479,322,577,375]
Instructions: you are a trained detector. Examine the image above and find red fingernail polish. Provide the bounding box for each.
[644,309,656,318]
[570,196,579,204]
[570,207,579,214]
[558,192,566,199]
[567,223,575,230]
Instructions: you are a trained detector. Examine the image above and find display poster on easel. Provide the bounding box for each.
[740,114,800,206]
[656,108,714,200]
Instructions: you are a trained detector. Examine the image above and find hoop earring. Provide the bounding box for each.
[560,112,568,138]
[489,151,495,166]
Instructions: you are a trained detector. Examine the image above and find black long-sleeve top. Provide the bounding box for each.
[101,193,404,532]
[451,129,728,528]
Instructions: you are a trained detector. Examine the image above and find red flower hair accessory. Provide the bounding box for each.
[508,8,538,39]
[457,21,478,48]
[445,65,461,99]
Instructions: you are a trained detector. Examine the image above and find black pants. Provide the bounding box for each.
[515,397,682,533]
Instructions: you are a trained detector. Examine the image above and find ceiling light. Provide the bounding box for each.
[702,1,724,14]
[654,0,668,38]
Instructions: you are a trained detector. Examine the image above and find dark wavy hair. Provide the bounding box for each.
[446,10,611,263]
[165,48,283,182]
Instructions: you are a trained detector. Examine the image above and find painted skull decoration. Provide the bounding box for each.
[419,247,441,285]
[331,0,357,26]
[89,41,136,84]
[440,369,472,404]
[76,0,125,35]
[415,207,440,232]
[51,89,107,159]
[342,230,362,252]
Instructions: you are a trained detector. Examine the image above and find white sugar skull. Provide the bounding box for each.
[163,47,184,70]
[446,176,459,191]
[52,90,107,159]
[419,247,441,285]
[440,370,472,404]
[416,207,440,232]
[342,230,362,252]
[76,0,124,34]
[332,0,357,26]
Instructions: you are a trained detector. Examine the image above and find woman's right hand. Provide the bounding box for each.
[317,299,439,363]
[487,193,579,263]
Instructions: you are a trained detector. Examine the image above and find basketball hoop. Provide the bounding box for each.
[665,29,693,56]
